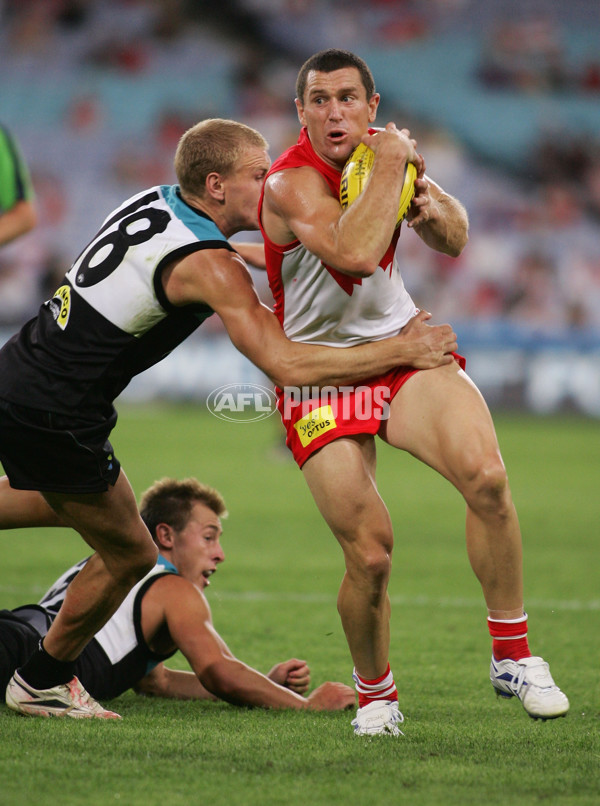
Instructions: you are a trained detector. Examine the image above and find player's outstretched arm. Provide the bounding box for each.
[134,663,217,700]
[163,250,457,388]
[160,576,354,710]
[232,241,266,270]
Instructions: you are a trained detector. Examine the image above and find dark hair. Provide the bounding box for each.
[139,477,228,542]
[296,49,376,104]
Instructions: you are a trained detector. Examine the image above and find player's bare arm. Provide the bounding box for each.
[163,249,457,383]
[155,575,354,710]
[134,662,217,700]
[133,577,219,700]
[135,658,312,700]
[233,241,266,270]
[137,581,313,699]
[262,125,417,278]
[407,168,469,256]
[0,198,37,247]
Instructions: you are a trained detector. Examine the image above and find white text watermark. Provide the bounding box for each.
[206,383,392,423]
[281,385,391,421]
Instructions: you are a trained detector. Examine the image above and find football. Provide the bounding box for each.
[339,142,417,228]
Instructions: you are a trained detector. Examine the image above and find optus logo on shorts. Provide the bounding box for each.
[293,405,337,447]
[206,383,277,422]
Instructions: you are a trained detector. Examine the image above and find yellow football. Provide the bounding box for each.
[340,142,417,228]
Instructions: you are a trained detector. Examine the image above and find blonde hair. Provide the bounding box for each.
[174,118,268,197]
[139,477,228,542]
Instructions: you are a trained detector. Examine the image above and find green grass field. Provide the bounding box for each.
[0,406,598,806]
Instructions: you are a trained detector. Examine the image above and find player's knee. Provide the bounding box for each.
[135,541,159,578]
[464,455,512,518]
[113,541,157,588]
[348,538,392,587]
[363,549,392,586]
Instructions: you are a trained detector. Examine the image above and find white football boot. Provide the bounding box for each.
[490,656,569,720]
[6,671,121,719]
[351,700,404,736]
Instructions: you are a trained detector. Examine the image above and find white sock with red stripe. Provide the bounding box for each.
[352,663,398,708]
[488,613,531,661]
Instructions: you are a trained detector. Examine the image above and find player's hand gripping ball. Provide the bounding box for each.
[340,142,417,228]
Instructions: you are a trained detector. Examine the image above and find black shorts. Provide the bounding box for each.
[0,400,121,494]
[0,609,43,692]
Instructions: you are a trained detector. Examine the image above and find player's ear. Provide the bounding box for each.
[295,98,306,126]
[205,172,225,202]
[154,522,174,550]
[368,93,380,124]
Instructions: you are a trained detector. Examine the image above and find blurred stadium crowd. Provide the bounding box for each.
[1,0,599,411]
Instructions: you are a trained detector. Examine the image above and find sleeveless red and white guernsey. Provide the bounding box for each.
[258,128,463,467]
[258,127,417,347]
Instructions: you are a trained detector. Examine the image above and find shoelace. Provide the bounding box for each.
[508,664,528,696]
[509,661,553,696]
[380,705,404,735]
[68,679,105,713]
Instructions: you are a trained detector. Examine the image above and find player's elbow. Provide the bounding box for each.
[268,366,296,391]
[23,203,37,233]
[434,221,468,258]
[269,354,317,390]
[15,200,37,236]
[330,252,379,278]
[446,210,469,257]
[444,237,467,258]
[454,230,469,257]
[353,262,378,278]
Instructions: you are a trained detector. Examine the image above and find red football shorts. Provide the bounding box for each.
[277,355,466,468]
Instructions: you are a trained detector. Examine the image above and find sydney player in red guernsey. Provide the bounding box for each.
[259,49,568,734]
